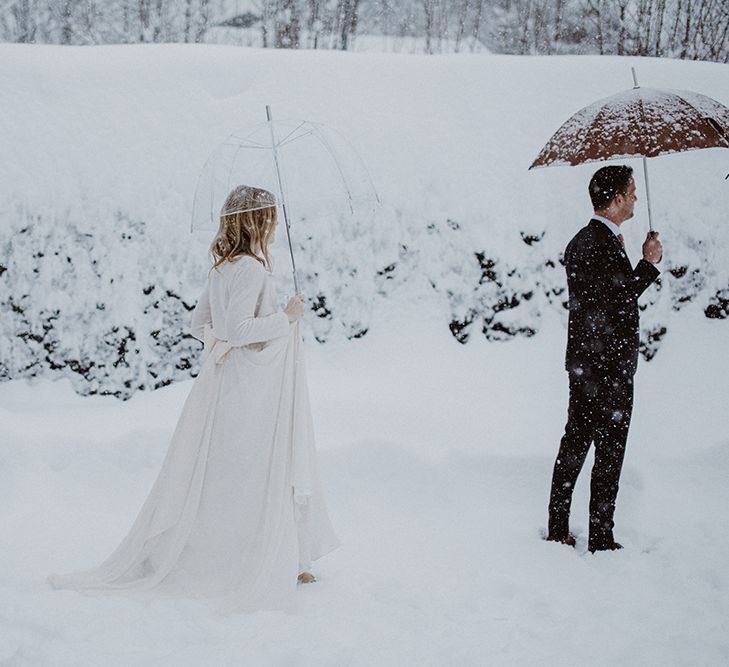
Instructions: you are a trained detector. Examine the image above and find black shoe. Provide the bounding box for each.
[545,532,577,548]
[588,541,623,553]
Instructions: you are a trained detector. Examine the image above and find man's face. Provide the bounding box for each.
[615,177,637,222]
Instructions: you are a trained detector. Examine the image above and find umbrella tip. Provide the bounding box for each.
[631,67,639,89]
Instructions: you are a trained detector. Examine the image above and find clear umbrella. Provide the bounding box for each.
[191,107,380,291]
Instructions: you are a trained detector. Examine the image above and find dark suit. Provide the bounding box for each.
[548,219,659,551]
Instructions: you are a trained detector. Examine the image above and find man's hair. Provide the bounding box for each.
[588,165,634,210]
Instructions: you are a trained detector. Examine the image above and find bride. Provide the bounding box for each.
[50,185,339,612]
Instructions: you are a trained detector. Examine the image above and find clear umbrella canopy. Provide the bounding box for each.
[191,115,379,233]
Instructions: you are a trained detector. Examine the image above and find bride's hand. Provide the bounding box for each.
[284,294,306,322]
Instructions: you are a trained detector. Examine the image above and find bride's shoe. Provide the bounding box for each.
[297,572,316,584]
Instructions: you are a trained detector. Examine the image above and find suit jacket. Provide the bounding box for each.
[564,219,659,380]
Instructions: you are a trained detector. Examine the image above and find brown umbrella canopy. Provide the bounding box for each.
[530,87,729,169]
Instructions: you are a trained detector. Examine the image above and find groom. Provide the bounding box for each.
[547,165,662,553]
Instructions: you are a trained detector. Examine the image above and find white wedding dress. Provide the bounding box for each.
[50,255,339,612]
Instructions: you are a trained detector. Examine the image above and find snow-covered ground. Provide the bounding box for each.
[2,309,729,665]
[1,44,729,664]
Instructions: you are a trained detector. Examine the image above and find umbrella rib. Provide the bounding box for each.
[670,91,729,148]
[223,137,270,149]
[275,121,309,148]
[227,143,280,151]
[309,124,357,215]
[276,129,318,149]
[634,89,657,158]
[229,125,273,148]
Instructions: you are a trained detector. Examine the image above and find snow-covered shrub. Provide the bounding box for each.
[705,284,729,319]
[277,209,397,343]
[2,204,727,398]
[386,217,727,362]
[0,203,395,398]
[0,205,204,399]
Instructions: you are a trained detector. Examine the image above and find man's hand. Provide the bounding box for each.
[642,231,663,264]
[284,293,306,322]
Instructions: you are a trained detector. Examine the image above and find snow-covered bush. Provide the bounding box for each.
[0,205,203,399]
[1,203,727,398]
[0,202,398,398]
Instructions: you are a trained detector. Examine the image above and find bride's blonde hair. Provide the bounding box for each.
[211,185,277,270]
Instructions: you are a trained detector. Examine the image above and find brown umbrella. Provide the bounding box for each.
[529,69,729,230]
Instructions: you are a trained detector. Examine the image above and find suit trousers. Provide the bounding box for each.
[548,371,634,551]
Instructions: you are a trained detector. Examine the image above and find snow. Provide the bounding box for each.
[2,48,729,395]
[531,86,729,167]
[3,45,727,247]
[1,44,729,664]
[2,310,729,664]
[206,26,491,55]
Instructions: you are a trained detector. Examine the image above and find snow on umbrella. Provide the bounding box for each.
[529,69,729,230]
[191,106,379,291]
